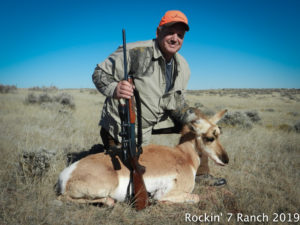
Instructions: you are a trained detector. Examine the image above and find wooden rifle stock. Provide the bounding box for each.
[131,157,149,210]
[121,29,149,210]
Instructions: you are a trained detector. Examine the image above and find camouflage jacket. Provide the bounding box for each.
[92,39,190,145]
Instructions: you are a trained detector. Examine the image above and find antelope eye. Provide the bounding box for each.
[204,137,215,142]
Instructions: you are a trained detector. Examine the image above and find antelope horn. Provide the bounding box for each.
[181,107,198,124]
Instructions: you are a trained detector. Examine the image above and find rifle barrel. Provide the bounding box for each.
[122,29,128,81]
[121,29,149,210]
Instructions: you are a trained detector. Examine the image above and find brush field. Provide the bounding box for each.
[0,87,299,225]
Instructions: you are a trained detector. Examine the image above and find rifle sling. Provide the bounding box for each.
[134,88,143,155]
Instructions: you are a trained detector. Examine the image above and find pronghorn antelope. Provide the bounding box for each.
[57,108,229,205]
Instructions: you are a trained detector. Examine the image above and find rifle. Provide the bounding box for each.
[118,29,149,210]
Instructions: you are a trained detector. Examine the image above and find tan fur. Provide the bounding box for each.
[57,109,229,205]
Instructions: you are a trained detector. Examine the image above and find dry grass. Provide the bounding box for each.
[0,88,299,225]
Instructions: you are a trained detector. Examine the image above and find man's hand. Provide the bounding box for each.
[113,80,134,99]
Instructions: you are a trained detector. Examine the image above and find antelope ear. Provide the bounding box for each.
[209,109,227,124]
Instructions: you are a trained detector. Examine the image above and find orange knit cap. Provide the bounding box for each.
[158,10,189,31]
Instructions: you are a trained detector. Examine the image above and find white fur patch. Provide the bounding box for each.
[197,119,211,134]
[111,176,130,202]
[112,175,178,201]
[203,146,224,166]
[58,161,79,194]
[144,175,176,200]
[111,175,177,201]
[190,166,197,177]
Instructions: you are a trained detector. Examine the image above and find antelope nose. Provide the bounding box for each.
[221,152,229,164]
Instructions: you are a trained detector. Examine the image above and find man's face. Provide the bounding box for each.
[157,23,186,61]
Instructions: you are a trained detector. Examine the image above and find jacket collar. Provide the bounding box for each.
[153,39,163,60]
